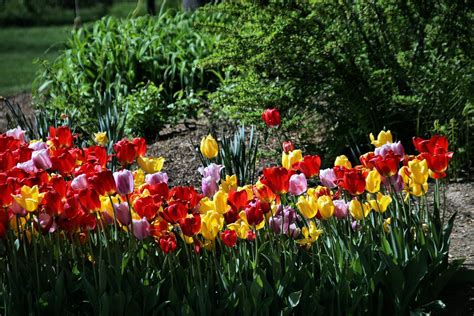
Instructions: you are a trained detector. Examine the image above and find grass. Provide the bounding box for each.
[0,25,70,97]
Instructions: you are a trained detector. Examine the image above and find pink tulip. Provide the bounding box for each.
[115,202,131,225]
[333,200,349,219]
[16,160,39,173]
[289,173,307,195]
[319,168,337,188]
[32,149,52,170]
[71,174,88,191]
[145,172,169,185]
[6,127,25,142]
[113,169,134,195]
[132,217,150,240]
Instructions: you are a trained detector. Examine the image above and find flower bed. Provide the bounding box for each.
[0,124,460,314]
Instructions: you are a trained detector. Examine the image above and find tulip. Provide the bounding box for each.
[365,169,381,193]
[319,168,337,188]
[49,126,74,148]
[368,192,392,213]
[159,233,177,253]
[28,140,48,151]
[132,217,150,240]
[0,183,13,207]
[296,195,318,219]
[199,163,223,182]
[261,108,281,127]
[340,169,366,195]
[289,173,307,195]
[31,149,52,170]
[383,217,392,233]
[202,175,219,197]
[200,135,219,159]
[145,172,169,185]
[371,151,401,177]
[179,214,201,236]
[349,199,371,220]
[10,200,27,216]
[220,229,237,247]
[94,132,108,146]
[413,135,448,154]
[113,139,138,166]
[6,127,25,142]
[13,185,44,212]
[244,200,265,226]
[89,170,116,196]
[333,200,349,219]
[262,167,293,194]
[137,156,165,174]
[16,160,39,173]
[317,195,334,219]
[115,202,131,225]
[282,149,303,170]
[220,174,238,193]
[282,141,294,153]
[162,201,188,224]
[370,130,393,147]
[334,155,352,169]
[297,221,323,247]
[295,155,321,178]
[201,210,224,240]
[375,141,405,159]
[71,174,88,191]
[360,152,376,169]
[113,169,134,195]
[228,189,248,212]
[408,159,429,185]
[227,218,252,239]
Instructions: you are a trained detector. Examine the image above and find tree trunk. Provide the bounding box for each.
[182,0,210,11]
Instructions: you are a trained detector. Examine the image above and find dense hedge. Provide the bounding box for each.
[205,0,473,173]
[34,10,222,139]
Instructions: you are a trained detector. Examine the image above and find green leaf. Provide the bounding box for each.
[288,290,302,308]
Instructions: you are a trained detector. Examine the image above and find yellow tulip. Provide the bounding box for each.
[134,169,146,187]
[408,159,429,185]
[282,149,303,170]
[368,192,392,213]
[334,155,352,169]
[239,185,254,200]
[13,185,44,212]
[369,130,393,147]
[201,211,224,240]
[220,174,238,193]
[137,156,165,174]
[383,217,392,233]
[317,195,334,219]
[296,195,318,219]
[100,195,121,217]
[200,135,219,159]
[199,190,228,215]
[349,199,371,220]
[365,169,381,193]
[297,221,323,247]
[94,132,108,146]
[227,219,251,239]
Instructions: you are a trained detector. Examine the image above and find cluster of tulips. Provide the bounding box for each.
[0,118,452,254]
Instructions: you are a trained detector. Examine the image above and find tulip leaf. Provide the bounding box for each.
[288,290,302,308]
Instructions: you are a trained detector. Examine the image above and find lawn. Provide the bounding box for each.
[0,25,70,97]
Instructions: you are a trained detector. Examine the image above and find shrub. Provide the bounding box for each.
[34,9,222,140]
[205,1,473,173]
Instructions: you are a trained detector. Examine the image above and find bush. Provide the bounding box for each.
[34,9,222,139]
[205,1,473,173]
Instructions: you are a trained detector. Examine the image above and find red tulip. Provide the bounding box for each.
[0,183,13,207]
[49,126,74,148]
[113,139,138,166]
[89,170,116,196]
[294,155,321,178]
[360,152,376,169]
[161,201,188,224]
[262,167,293,194]
[132,138,147,157]
[371,151,401,177]
[338,169,366,196]
[220,229,237,247]
[228,189,248,212]
[50,149,76,175]
[420,152,453,179]
[78,188,101,212]
[282,141,295,153]
[134,196,161,221]
[261,108,281,127]
[159,233,177,253]
[413,135,449,154]
[179,213,201,236]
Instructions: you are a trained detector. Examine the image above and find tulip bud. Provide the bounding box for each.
[132,217,150,240]
[200,135,219,159]
[113,169,134,195]
[115,202,131,225]
[261,108,281,127]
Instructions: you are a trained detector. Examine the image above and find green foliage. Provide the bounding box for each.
[34,9,222,140]
[206,0,473,167]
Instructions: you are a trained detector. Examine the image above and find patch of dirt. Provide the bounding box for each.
[0,93,34,132]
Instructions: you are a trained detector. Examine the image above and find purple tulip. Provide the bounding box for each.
[202,175,219,197]
[132,218,150,240]
[333,200,349,219]
[71,174,88,191]
[11,200,27,216]
[6,127,25,142]
[32,149,52,170]
[115,202,131,225]
[375,141,405,160]
[16,160,39,173]
[320,168,337,188]
[351,220,361,231]
[383,174,404,193]
[198,163,224,183]
[113,169,134,195]
[288,223,301,238]
[29,141,48,151]
[289,174,307,195]
[145,172,169,185]
[269,205,300,238]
